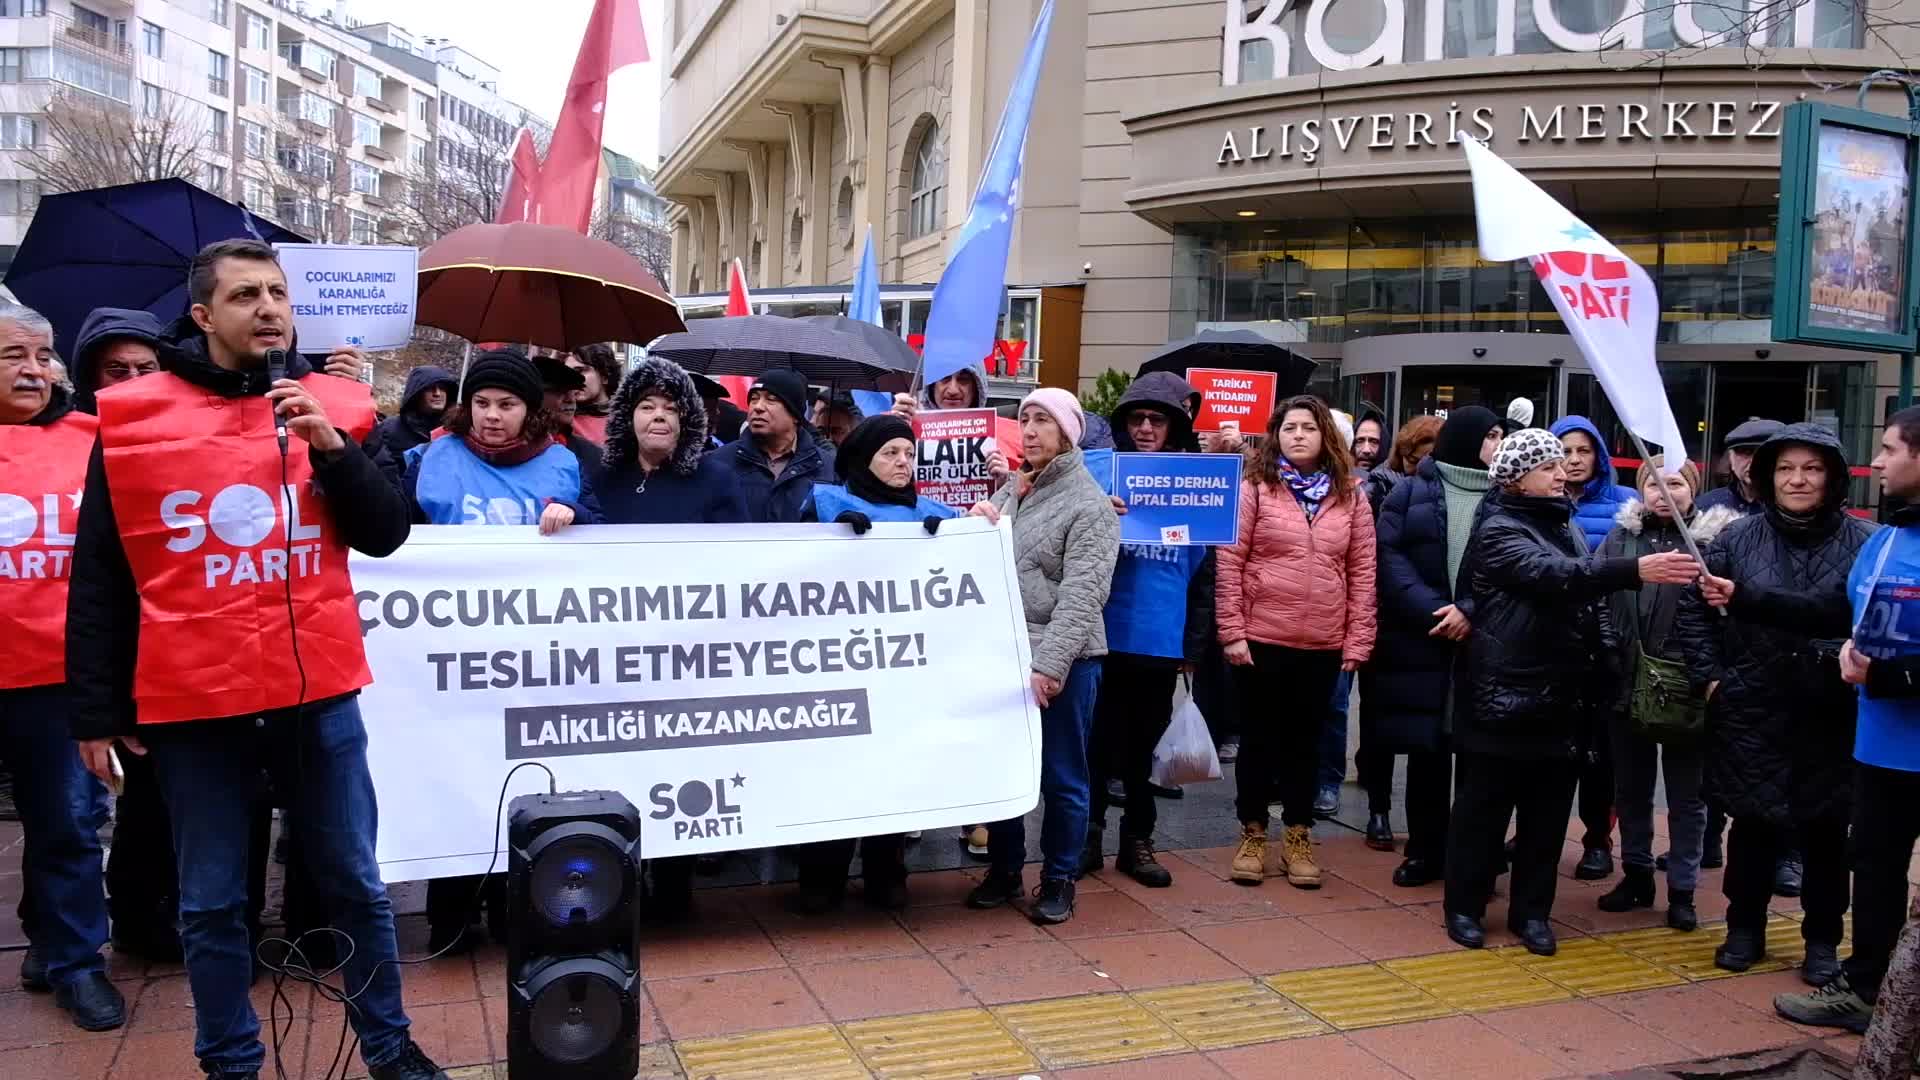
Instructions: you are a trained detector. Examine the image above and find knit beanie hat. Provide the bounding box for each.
[750,368,809,424]
[835,414,915,483]
[1432,405,1503,469]
[1020,387,1085,450]
[462,350,542,409]
[1490,427,1567,488]
[1633,455,1701,498]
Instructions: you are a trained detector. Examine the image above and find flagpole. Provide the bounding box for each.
[1619,428,1723,619]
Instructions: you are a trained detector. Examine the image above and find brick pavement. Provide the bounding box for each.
[0,818,1889,1079]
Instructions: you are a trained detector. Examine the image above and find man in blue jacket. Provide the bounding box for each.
[1775,405,1920,1033]
[715,368,836,523]
[1081,372,1214,888]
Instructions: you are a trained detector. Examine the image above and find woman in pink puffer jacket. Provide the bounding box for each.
[1219,395,1378,891]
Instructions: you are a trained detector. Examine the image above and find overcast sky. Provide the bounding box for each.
[349,0,661,165]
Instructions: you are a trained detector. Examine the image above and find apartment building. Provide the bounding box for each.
[0,0,667,274]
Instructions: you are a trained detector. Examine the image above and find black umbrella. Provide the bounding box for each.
[647,314,914,392]
[5,178,307,361]
[1139,328,1318,398]
[793,315,921,380]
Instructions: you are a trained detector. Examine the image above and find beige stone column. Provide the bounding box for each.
[858,57,892,254]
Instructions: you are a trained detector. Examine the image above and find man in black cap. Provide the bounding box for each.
[712,368,835,522]
[690,372,746,446]
[1698,417,1785,517]
[533,353,604,489]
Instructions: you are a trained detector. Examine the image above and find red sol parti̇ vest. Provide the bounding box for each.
[0,410,97,690]
[96,371,377,724]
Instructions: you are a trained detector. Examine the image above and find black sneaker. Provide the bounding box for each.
[18,945,48,992]
[1029,879,1076,925]
[1774,857,1804,898]
[966,870,1023,910]
[1312,786,1339,819]
[54,971,125,1032]
[368,1039,451,1080]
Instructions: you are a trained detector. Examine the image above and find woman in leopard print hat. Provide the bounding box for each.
[1441,428,1699,959]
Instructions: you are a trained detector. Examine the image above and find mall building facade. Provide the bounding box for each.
[656,0,1920,476]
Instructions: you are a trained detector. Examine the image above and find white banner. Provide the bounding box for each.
[276,243,420,351]
[350,519,1041,881]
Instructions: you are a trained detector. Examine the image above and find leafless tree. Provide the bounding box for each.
[1598,0,1919,73]
[25,87,207,194]
[246,78,364,244]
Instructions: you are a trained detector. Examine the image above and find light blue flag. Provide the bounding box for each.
[849,227,882,327]
[850,389,895,419]
[919,0,1055,389]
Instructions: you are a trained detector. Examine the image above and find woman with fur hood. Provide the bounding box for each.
[592,356,748,525]
[1594,457,1739,932]
[586,356,746,921]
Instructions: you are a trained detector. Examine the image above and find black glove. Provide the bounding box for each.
[923,515,944,535]
[834,509,873,535]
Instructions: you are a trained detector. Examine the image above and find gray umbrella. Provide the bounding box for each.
[647,314,915,391]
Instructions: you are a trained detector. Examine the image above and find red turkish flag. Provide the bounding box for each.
[725,258,754,316]
[493,128,542,224]
[534,0,648,234]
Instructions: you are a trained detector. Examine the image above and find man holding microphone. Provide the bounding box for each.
[65,239,447,1080]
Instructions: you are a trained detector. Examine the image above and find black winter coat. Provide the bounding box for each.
[1674,507,1872,826]
[1457,490,1640,760]
[1362,456,1457,752]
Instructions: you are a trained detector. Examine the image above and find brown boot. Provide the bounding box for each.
[1230,822,1268,885]
[1282,824,1321,889]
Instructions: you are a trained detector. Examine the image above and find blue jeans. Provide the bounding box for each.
[145,697,412,1075]
[0,685,109,987]
[990,659,1102,882]
[1319,670,1354,791]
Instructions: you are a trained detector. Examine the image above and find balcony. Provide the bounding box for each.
[207,75,228,97]
[54,14,128,59]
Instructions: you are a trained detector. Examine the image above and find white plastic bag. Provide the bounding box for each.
[1150,677,1222,787]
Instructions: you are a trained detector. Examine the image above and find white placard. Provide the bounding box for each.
[351,519,1041,881]
[276,243,419,351]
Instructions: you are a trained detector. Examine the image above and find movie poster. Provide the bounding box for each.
[1808,124,1911,335]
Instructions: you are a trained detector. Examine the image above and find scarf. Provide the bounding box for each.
[1435,459,1493,592]
[462,432,550,468]
[1277,458,1331,519]
[846,468,918,508]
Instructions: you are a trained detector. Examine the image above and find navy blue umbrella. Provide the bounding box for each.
[4,178,307,360]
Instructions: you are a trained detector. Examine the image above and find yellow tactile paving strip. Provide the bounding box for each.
[840,1008,1041,1080]
[1265,963,1457,1029]
[1381,949,1573,1012]
[663,917,1848,1078]
[1134,979,1329,1049]
[992,993,1188,1068]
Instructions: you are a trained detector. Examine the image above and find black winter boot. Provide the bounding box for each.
[1597,866,1655,912]
[1666,889,1698,931]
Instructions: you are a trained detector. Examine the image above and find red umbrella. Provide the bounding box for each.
[415,221,684,351]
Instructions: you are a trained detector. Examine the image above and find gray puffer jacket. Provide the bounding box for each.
[990,448,1121,681]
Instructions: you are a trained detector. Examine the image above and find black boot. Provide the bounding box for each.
[1597,866,1655,912]
[1574,846,1614,881]
[1365,813,1395,852]
[967,870,1023,909]
[1774,856,1804,898]
[1115,834,1173,888]
[1078,826,1104,878]
[1715,926,1767,972]
[1666,889,1698,932]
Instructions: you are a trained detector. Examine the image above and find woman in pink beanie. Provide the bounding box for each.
[963,387,1119,926]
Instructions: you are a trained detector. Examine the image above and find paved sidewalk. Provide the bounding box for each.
[0,816,1886,1080]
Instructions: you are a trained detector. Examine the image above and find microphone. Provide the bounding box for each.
[266,347,288,454]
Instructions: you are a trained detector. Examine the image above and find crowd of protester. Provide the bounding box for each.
[11,237,1920,1078]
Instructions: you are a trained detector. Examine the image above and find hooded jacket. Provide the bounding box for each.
[1457,489,1639,759]
[1598,498,1741,713]
[64,320,410,738]
[919,358,990,411]
[990,448,1121,681]
[1102,373,1215,661]
[591,357,746,524]
[1550,415,1637,549]
[364,365,456,460]
[1675,422,1875,825]
[70,307,163,415]
[714,425,837,524]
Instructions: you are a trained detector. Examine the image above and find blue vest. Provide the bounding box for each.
[1105,542,1207,659]
[1851,522,1920,772]
[810,483,958,524]
[407,437,582,526]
